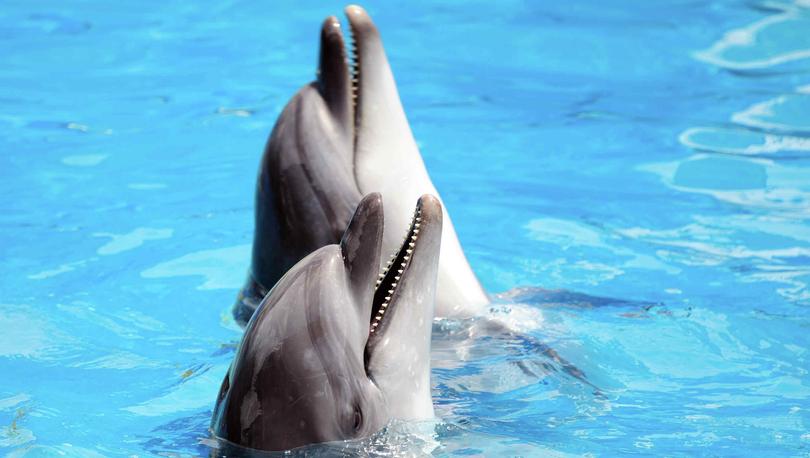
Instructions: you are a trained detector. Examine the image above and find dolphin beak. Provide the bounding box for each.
[317,15,354,139]
[344,4,390,133]
[316,5,395,149]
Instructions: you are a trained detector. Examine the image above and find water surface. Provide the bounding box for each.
[1,0,809,456]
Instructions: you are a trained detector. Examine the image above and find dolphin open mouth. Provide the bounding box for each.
[317,5,377,149]
[369,201,422,334]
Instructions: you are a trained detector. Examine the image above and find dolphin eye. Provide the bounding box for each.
[352,408,363,432]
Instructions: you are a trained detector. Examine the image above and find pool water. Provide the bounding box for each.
[1,0,809,456]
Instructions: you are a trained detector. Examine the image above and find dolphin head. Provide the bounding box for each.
[214,193,443,451]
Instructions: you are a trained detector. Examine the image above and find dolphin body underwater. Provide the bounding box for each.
[212,193,442,451]
[234,5,489,326]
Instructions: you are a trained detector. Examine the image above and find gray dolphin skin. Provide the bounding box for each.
[234,5,488,326]
[213,193,442,451]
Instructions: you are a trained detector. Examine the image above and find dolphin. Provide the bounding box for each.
[234,5,487,326]
[213,193,442,451]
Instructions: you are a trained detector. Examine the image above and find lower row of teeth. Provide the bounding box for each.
[370,208,422,333]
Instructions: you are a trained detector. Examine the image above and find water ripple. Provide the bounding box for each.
[693,0,810,72]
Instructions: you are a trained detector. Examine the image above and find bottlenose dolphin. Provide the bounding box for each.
[214,193,442,451]
[235,5,487,325]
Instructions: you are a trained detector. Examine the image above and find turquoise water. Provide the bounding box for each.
[2,0,809,456]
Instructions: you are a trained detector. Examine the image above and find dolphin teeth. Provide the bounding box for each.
[369,203,426,332]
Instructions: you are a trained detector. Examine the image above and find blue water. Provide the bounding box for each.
[1,0,809,456]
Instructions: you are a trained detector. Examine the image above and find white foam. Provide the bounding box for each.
[485,302,545,332]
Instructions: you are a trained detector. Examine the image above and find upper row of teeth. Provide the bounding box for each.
[370,208,422,333]
[349,28,359,104]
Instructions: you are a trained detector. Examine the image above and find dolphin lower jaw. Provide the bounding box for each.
[369,203,422,335]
